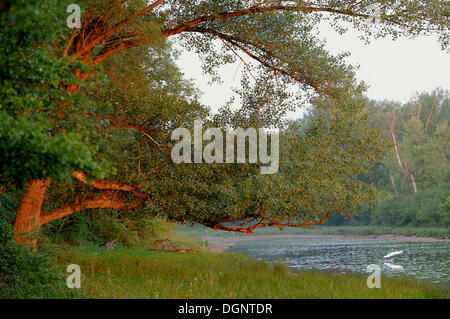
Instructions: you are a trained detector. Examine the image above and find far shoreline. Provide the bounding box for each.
[202,233,450,252]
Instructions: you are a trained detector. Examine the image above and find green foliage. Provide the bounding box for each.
[439,196,450,227]
[0,189,21,223]
[0,113,104,184]
[370,186,450,227]
[0,0,108,186]
[0,0,448,299]
[0,218,78,298]
[2,0,448,241]
[369,89,449,194]
[41,210,172,247]
[338,90,450,228]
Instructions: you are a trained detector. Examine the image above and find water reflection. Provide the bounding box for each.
[227,238,450,284]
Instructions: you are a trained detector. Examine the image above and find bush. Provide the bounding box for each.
[369,186,450,227]
[41,209,172,248]
[0,218,78,298]
[0,189,21,223]
[439,196,450,228]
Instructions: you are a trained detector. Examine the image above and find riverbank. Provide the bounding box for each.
[175,224,449,247]
[3,224,448,298]
[57,246,446,299]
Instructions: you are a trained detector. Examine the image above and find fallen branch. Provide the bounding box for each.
[148,239,198,253]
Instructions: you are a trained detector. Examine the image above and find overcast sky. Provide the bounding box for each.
[175,22,450,120]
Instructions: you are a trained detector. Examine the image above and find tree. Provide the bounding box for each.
[367,89,450,195]
[1,0,448,248]
[352,89,449,227]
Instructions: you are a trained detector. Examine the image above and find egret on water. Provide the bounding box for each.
[384,262,404,270]
[384,250,403,258]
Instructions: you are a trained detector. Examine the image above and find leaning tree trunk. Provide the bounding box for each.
[14,178,51,250]
[13,68,89,249]
[12,1,160,248]
[12,58,82,249]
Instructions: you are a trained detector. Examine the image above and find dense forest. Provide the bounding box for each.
[327,89,450,228]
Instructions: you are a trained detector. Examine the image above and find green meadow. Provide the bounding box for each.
[1,221,447,299]
[59,246,446,299]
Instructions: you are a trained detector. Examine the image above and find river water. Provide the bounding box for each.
[226,237,450,285]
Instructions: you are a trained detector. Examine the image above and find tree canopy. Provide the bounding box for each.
[0,0,448,247]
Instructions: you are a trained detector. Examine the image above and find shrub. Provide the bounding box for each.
[368,186,449,227]
[0,218,78,298]
[439,196,450,228]
[41,209,172,248]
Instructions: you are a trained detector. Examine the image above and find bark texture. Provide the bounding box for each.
[14,178,51,249]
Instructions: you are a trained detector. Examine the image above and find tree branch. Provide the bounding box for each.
[217,34,259,83]
[76,0,164,57]
[92,39,144,65]
[39,190,144,226]
[86,112,167,148]
[162,5,367,37]
[204,215,328,234]
[182,26,325,91]
[71,171,148,198]
[63,27,78,57]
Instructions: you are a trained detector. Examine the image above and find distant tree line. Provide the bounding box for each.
[327,89,450,227]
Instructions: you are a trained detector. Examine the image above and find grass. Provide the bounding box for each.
[59,246,447,299]
[3,222,447,299]
[175,224,450,239]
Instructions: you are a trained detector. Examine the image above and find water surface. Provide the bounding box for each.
[226,238,450,285]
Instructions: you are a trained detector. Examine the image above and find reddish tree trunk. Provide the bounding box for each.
[14,178,51,250]
[12,38,84,248]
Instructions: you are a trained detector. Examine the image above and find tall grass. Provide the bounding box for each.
[61,247,446,299]
[0,219,81,299]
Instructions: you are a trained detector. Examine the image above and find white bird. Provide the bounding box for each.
[384,250,403,258]
[384,262,404,270]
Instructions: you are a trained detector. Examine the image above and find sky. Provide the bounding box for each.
[175,22,450,120]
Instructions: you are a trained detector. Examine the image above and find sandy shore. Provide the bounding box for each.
[202,234,450,252]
